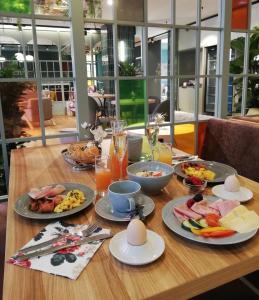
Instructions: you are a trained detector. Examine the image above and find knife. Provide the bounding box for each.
[20,235,63,254]
[15,233,113,261]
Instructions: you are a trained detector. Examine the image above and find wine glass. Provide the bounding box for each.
[111,120,127,180]
[146,115,158,160]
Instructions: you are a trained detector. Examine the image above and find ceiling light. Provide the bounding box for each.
[107,0,113,5]
[15,52,24,62]
[26,55,34,61]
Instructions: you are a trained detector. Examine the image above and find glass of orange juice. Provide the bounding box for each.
[157,143,172,165]
[95,155,112,197]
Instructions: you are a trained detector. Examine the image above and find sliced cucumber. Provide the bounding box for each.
[189,219,203,229]
[199,218,208,228]
[181,220,201,232]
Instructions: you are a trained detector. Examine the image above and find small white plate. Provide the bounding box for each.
[109,230,165,265]
[212,185,253,202]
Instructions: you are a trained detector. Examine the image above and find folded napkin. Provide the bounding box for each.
[7,221,109,280]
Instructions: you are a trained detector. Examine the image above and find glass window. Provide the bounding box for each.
[201,0,220,28]
[148,78,170,120]
[247,76,259,113]
[118,26,143,77]
[251,1,259,30]
[119,79,146,126]
[84,24,114,77]
[87,79,115,120]
[83,0,113,20]
[0,18,35,78]
[176,0,196,26]
[200,30,219,76]
[177,29,197,77]
[0,81,40,139]
[148,28,170,76]
[231,0,249,30]
[117,0,144,22]
[0,0,31,14]
[229,32,246,75]
[229,76,243,115]
[249,32,259,75]
[35,20,72,79]
[147,0,171,24]
[34,0,69,17]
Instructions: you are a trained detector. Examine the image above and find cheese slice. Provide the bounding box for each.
[219,205,259,233]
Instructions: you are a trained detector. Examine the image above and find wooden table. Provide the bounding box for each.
[3,144,259,300]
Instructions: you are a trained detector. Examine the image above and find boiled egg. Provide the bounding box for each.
[126,219,147,246]
[224,175,240,192]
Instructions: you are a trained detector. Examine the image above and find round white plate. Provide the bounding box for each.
[212,185,253,202]
[109,230,165,265]
[95,193,155,222]
[162,195,257,245]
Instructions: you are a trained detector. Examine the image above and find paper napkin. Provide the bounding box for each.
[7,221,109,280]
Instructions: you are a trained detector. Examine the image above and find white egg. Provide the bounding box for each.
[126,219,147,246]
[224,175,240,192]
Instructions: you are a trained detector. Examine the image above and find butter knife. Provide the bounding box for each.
[15,233,112,261]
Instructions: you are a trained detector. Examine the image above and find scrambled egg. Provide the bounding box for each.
[184,167,216,181]
[54,189,85,213]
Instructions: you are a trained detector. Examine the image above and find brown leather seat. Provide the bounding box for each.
[200,118,259,182]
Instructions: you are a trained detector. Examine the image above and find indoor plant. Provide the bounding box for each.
[230,27,259,111]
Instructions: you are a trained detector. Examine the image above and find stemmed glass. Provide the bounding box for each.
[146,115,159,160]
[111,120,127,180]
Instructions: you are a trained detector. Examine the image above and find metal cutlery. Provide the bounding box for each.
[15,233,112,261]
[20,223,99,254]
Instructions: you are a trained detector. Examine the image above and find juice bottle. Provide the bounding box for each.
[109,138,128,180]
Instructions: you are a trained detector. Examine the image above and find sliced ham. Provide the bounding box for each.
[28,185,52,199]
[191,200,220,216]
[45,185,66,197]
[28,184,66,200]
[208,199,224,211]
[174,203,202,220]
[215,200,240,217]
[173,209,189,222]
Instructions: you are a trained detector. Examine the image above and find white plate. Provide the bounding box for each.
[212,185,253,202]
[95,193,155,222]
[162,195,257,245]
[109,230,165,265]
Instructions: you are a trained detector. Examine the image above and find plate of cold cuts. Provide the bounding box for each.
[162,195,258,245]
[14,183,94,220]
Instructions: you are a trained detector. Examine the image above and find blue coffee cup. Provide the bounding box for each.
[108,180,141,213]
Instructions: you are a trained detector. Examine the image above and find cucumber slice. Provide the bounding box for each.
[181,220,193,232]
[181,220,200,232]
[199,218,208,228]
[189,219,203,229]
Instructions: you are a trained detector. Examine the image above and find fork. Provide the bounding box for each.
[20,223,99,254]
[81,223,99,237]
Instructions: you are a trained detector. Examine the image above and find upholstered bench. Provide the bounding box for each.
[200,118,259,182]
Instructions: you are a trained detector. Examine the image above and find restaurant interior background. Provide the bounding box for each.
[0,0,259,198]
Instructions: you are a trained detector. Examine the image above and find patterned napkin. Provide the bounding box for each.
[7,221,110,280]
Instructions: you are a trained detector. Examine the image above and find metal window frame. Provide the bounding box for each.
[0,0,247,197]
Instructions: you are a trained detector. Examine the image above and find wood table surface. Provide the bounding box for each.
[3,144,259,300]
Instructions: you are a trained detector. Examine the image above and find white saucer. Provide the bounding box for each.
[95,194,155,222]
[212,185,253,202]
[109,230,165,265]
